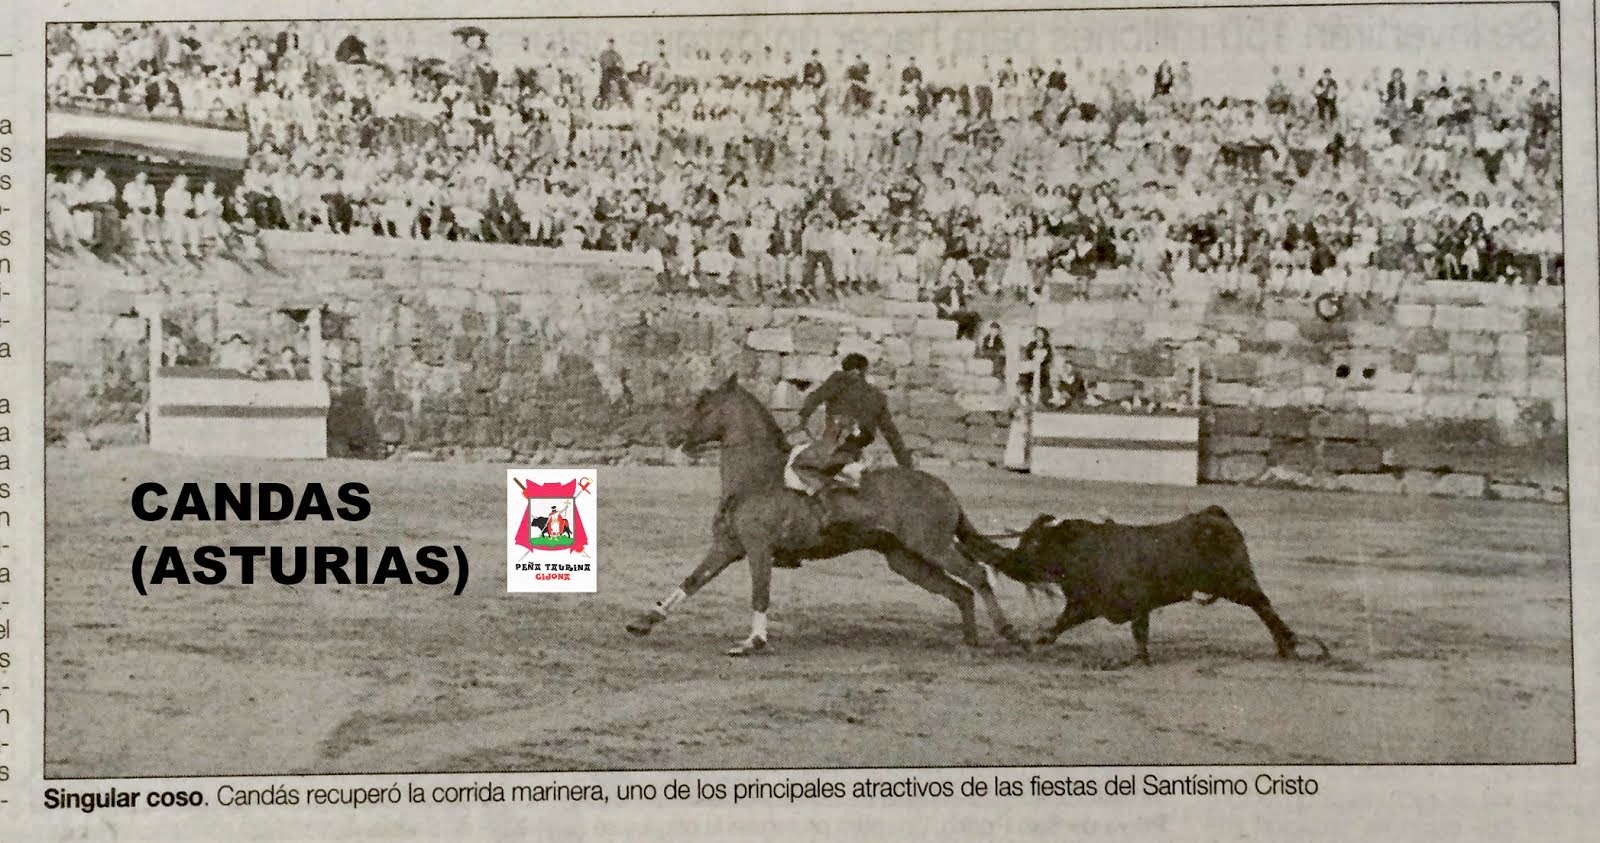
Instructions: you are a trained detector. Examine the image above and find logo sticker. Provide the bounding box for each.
[506,469,597,593]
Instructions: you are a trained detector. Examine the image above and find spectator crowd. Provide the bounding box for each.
[47,21,1565,302]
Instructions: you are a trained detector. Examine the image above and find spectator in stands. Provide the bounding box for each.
[273,345,303,380]
[800,213,839,298]
[1051,361,1090,409]
[160,327,189,367]
[1017,327,1054,407]
[933,271,981,340]
[218,333,254,372]
[44,23,1561,297]
[121,171,158,255]
[598,38,632,109]
[975,321,1005,378]
[1313,68,1338,122]
[696,230,737,298]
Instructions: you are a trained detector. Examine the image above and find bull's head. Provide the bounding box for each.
[1014,514,1059,562]
[980,513,1059,586]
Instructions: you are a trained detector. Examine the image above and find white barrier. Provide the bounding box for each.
[149,370,330,460]
[143,300,331,460]
[1028,411,1200,487]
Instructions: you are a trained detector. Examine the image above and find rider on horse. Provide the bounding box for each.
[788,353,914,528]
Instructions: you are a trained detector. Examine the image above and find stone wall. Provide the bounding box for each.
[45,235,1567,500]
[735,284,1012,469]
[44,233,1009,466]
[1025,271,1567,500]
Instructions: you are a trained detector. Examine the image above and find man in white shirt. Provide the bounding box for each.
[801,213,839,297]
[829,216,858,291]
[559,222,587,251]
[697,230,738,297]
[742,213,774,295]
[121,171,158,253]
[162,174,196,257]
[81,168,119,253]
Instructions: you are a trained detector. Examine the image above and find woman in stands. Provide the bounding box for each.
[1017,327,1055,409]
[1460,212,1490,282]
[975,321,1006,377]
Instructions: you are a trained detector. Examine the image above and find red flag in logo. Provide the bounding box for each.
[512,478,588,554]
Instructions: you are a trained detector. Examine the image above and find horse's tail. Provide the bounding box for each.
[956,510,1057,602]
[955,510,1013,571]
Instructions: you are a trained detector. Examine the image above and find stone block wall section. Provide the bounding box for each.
[44,234,1010,468]
[1198,290,1565,434]
[1031,279,1564,438]
[735,282,1013,469]
[1024,276,1566,502]
[45,234,1567,502]
[1199,407,1566,504]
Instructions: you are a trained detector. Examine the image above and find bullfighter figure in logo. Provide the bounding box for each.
[542,505,574,539]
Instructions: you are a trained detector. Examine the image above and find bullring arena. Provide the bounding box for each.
[47,448,1571,775]
[43,7,1572,776]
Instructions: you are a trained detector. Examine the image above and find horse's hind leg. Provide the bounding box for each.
[626,532,744,636]
[921,543,1029,651]
[885,549,979,646]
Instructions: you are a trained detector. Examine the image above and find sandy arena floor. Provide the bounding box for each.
[44,448,1573,777]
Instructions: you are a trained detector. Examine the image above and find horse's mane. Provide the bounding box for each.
[724,381,790,454]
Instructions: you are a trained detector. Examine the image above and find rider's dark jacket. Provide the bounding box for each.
[798,370,914,467]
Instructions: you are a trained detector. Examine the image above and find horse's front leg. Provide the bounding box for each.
[626,532,743,636]
[727,548,774,657]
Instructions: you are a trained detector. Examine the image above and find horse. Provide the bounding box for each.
[624,373,1030,656]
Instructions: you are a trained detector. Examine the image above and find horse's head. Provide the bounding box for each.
[677,373,740,452]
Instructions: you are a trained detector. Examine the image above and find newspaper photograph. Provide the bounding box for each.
[0,0,1595,839]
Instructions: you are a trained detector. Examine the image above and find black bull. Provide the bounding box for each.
[970,505,1329,665]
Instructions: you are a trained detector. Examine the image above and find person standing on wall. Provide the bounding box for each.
[801,212,840,299]
[1005,326,1054,471]
[597,38,632,109]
